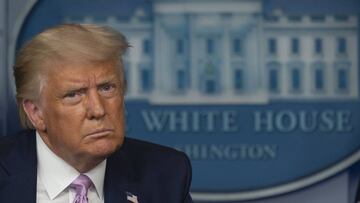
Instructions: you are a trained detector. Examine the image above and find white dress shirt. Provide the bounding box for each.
[36,132,106,203]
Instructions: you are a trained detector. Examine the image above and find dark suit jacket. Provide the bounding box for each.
[0,130,193,203]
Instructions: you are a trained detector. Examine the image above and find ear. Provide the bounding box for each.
[22,99,46,131]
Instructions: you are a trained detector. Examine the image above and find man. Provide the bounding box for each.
[0,24,193,203]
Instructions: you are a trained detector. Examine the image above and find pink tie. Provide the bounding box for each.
[70,174,92,203]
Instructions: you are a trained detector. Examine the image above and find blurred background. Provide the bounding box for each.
[1,0,360,202]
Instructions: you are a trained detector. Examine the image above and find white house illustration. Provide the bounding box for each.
[65,0,358,104]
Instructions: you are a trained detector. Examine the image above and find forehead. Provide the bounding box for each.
[46,62,120,82]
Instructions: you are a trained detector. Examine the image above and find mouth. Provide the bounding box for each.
[85,129,114,139]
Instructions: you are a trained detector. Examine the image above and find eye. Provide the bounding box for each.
[63,91,82,104]
[64,92,77,98]
[99,83,117,96]
[100,84,113,91]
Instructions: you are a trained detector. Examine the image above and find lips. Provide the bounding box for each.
[85,129,114,138]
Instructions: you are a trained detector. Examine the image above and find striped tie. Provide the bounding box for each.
[70,174,92,203]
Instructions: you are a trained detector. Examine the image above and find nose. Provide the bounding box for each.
[86,89,106,120]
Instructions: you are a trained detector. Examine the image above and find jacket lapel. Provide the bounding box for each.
[104,138,141,203]
[0,131,37,202]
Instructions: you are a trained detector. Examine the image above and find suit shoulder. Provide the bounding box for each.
[119,137,193,201]
[0,130,36,177]
[124,137,188,161]
[121,137,191,172]
[0,130,36,160]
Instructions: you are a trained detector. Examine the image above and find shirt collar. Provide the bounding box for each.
[36,132,106,200]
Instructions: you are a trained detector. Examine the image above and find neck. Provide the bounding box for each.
[37,131,105,173]
[70,158,103,173]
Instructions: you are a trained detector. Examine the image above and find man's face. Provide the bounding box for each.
[35,62,125,168]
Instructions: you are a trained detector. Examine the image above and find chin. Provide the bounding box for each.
[90,138,122,158]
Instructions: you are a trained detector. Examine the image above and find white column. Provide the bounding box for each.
[222,14,232,95]
[247,24,258,93]
[325,35,336,97]
[163,24,172,94]
[129,41,138,97]
[189,14,199,96]
[154,14,167,96]
[279,36,289,97]
[302,35,312,97]
[256,13,266,94]
[128,35,141,97]
[349,33,358,97]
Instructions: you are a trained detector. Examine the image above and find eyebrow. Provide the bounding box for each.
[63,87,87,95]
[97,77,120,87]
[64,77,118,91]
[97,79,115,85]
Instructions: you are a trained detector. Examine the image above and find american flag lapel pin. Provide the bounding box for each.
[126,191,139,203]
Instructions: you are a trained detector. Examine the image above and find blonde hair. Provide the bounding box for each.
[14,23,129,129]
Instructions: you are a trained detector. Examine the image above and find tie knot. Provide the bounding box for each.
[70,174,92,196]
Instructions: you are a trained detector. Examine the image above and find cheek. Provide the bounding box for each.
[106,101,125,127]
[62,109,83,122]
[109,108,124,126]
[106,97,124,114]
[46,106,86,132]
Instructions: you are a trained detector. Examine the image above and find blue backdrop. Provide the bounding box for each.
[2,0,360,202]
